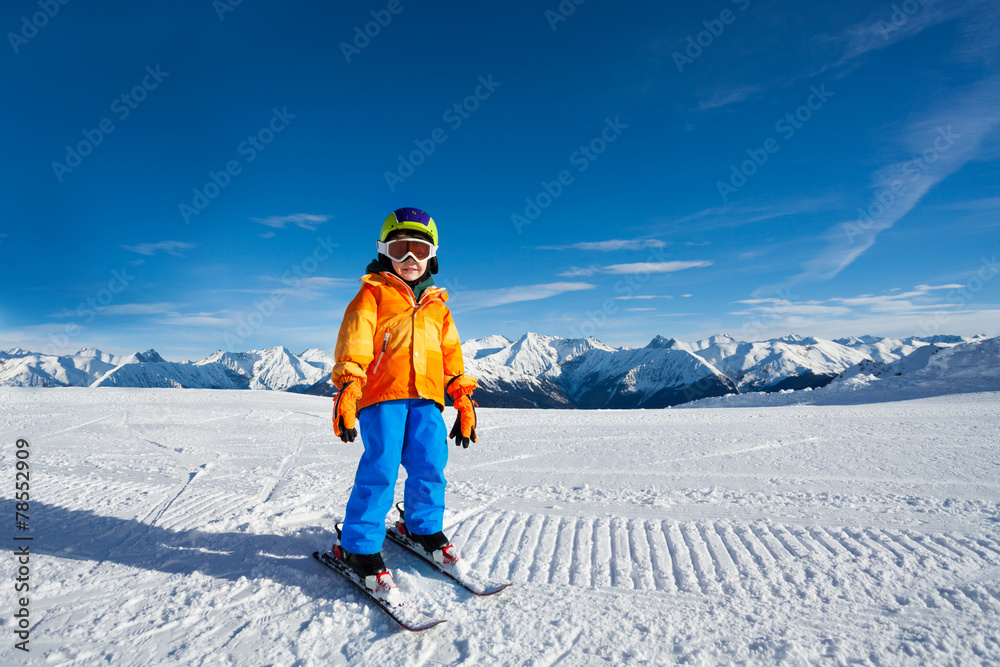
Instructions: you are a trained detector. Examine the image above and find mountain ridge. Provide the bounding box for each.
[2,333,991,407]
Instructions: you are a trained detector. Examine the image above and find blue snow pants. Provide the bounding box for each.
[341,398,448,554]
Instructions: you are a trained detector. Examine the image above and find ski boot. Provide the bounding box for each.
[333,523,403,607]
[393,503,470,576]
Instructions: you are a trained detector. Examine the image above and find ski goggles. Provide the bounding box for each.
[377,237,438,262]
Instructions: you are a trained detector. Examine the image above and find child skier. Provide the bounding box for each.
[329,207,479,604]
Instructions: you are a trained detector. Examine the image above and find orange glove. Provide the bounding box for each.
[449,395,478,448]
[333,380,362,442]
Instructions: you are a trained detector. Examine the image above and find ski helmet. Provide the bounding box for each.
[380,207,438,245]
[379,207,439,274]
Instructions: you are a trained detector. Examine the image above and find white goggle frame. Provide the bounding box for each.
[377,237,438,263]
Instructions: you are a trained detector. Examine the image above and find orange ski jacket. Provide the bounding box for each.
[331,271,476,410]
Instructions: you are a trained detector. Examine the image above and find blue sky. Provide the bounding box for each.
[3,0,999,360]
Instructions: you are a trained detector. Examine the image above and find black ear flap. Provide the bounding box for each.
[429,257,439,275]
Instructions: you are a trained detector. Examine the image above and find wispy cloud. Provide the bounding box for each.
[651,197,834,236]
[559,261,713,277]
[605,261,713,275]
[451,282,595,310]
[733,281,1000,338]
[558,266,601,277]
[783,76,1000,288]
[224,276,350,300]
[614,295,673,300]
[754,2,1000,294]
[839,0,958,63]
[538,239,668,251]
[696,85,760,111]
[732,299,852,318]
[829,284,966,313]
[155,312,232,327]
[252,213,330,230]
[100,303,183,316]
[933,196,1000,212]
[50,302,183,318]
[272,276,346,300]
[120,241,197,257]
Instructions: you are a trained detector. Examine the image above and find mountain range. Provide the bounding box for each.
[461,332,987,408]
[1,332,992,408]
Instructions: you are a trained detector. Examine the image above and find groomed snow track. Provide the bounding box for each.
[450,509,1000,630]
[1,387,998,665]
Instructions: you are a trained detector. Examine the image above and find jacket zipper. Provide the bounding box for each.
[370,332,390,376]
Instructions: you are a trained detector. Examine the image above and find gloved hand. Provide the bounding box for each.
[449,394,478,449]
[333,380,362,443]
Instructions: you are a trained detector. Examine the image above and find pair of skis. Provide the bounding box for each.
[312,514,511,632]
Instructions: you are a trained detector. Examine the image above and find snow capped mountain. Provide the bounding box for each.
[684,335,1000,409]
[918,335,1000,382]
[198,350,259,378]
[831,334,981,365]
[1,346,333,392]
[463,336,573,409]
[196,346,328,391]
[2,333,992,408]
[461,332,991,408]
[299,348,334,371]
[118,349,166,365]
[93,356,250,389]
[464,332,734,408]
[677,334,869,392]
[561,344,736,408]
[462,334,513,360]
[248,346,328,391]
[834,336,1000,391]
[0,348,122,387]
[835,344,943,382]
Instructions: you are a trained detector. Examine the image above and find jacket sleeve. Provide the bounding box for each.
[331,285,378,387]
[442,306,477,398]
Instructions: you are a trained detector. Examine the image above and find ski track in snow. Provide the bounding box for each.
[1,387,999,665]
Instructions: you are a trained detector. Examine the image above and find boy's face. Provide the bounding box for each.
[386,232,432,282]
[391,254,428,282]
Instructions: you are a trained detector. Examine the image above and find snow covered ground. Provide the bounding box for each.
[2,387,999,665]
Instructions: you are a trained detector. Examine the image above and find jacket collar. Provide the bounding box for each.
[361,271,449,305]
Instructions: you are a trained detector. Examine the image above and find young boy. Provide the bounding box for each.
[329,207,478,604]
